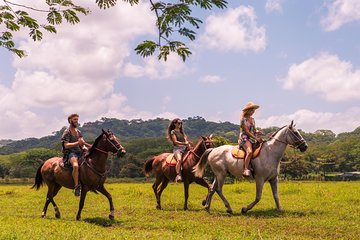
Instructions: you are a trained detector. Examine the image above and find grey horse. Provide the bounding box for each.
[193,121,308,214]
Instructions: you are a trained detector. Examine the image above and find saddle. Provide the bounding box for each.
[165,149,190,167]
[231,142,263,159]
[165,154,177,167]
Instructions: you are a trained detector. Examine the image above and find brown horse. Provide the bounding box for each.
[32,129,126,220]
[144,135,214,210]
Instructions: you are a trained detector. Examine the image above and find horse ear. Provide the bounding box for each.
[102,129,106,134]
[290,120,294,128]
[209,134,213,139]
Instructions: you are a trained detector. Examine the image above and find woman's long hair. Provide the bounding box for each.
[167,118,184,140]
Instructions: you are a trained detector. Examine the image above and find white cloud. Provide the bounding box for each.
[123,55,187,80]
[199,6,266,52]
[321,0,360,31]
[258,108,360,134]
[265,0,284,13]
[199,75,224,83]
[280,52,360,101]
[0,1,156,139]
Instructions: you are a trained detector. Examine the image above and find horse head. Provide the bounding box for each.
[285,121,308,152]
[200,134,214,149]
[101,129,126,157]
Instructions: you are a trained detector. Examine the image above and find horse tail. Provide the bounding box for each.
[193,148,213,178]
[32,162,44,190]
[144,157,155,176]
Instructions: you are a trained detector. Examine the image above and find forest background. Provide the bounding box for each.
[0,116,359,181]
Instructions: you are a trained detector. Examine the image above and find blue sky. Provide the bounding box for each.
[1,0,360,139]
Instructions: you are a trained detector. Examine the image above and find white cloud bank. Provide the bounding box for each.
[199,75,224,84]
[321,0,360,31]
[265,0,284,13]
[199,6,266,52]
[258,108,360,134]
[280,52,360,101]
[0,1,162,139]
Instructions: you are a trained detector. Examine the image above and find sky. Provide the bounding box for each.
[1,0,360,140]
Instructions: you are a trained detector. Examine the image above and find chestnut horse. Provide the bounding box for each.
[32,129,126,220]
[144,135,213,210]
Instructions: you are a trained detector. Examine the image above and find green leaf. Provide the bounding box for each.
[47,11,62,25]
[5,21,20,31]
[2,12,15,20]
[11,48,27,58]
[42,25,57,34]
[134,41,158,58]
[63,10,80,24]
[18,15,39,29]
[96,0,118,9]
[29,29,43,41]
[178,28,196,41]
[1,32,13,41]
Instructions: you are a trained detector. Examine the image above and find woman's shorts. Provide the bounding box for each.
[173,146,186,154]
[68,152,81,159]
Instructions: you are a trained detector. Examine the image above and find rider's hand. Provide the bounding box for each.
[78,138,85,146]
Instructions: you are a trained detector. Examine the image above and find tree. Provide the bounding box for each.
[0,0,89,57]
[1,0,228,61]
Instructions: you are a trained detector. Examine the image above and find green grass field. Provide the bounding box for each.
[0,181,359,239]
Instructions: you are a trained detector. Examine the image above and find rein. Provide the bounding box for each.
[94,147,109,155]
[183,139,210,162]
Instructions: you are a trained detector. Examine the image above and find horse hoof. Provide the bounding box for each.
[205,207,210,213]
[55,213,61,219]
[109,214,114,220]
[76,216,81,221]
[227,209,233,214]
[184,207,188,211]
[202,200,206,206]
[156,205,162,210]
[241,207,247,214]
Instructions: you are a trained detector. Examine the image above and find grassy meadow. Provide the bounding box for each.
[0,181,359,239]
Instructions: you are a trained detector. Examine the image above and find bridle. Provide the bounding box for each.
[271,126,306,149]
[94,132,124,155]
[184,137,213,161]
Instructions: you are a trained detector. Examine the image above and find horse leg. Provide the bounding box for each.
[183,180,190,210]
[42,184,55,218]
[194,177,210,206]
[214,175,233,214]
[97,184,115,220]
[242,178,264,214]
[204,178,218,212]
[157,178,169,210]
[50,184,62,219]
[269,177,283,212]
[152,176,163,210]
[76,188,88,221]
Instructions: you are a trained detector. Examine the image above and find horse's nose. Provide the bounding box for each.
[300,144,308,152]
[117,149,126,157]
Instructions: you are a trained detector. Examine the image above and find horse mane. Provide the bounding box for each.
[269,125,287,138]
[87,132,104,156]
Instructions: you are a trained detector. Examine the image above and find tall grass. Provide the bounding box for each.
[0,181,359,239]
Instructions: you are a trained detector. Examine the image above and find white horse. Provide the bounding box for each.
[193,121,308,214]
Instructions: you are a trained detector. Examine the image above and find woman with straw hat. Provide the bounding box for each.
[239,102,262,177]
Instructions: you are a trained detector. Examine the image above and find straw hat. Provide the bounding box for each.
[242,102,259,111]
